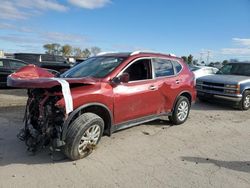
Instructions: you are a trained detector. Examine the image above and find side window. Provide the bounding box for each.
[153,58,174,77]
[0,60,4,67]
[172,61,182,74]
[124,59,152,81]
[0,60,9,68]
[10,60,27,69]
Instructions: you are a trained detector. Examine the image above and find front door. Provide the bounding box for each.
[113,58,162,124]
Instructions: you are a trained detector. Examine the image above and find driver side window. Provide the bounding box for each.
[124,59,152,81]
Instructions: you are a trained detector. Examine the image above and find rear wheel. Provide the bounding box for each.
[63,113,104,160]
[240,91,250,110]
[169,96,190,125]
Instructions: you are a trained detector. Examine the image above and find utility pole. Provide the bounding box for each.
[199,52,203,65]
[207,51,210,65]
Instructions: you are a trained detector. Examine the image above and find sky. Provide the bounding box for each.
[0,0,250,62]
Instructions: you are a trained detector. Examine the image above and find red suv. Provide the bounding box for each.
[8,51,196,160]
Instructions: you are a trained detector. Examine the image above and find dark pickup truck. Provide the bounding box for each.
[196,62,250,110]
[14,53,71,73]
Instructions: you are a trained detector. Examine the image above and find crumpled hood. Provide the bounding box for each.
[7,64,98,88]
[197,74,250,84]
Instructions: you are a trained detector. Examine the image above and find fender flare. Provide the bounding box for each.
[61,102,113,140]
[172,91,192,111]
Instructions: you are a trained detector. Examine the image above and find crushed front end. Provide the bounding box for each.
[18,88,66,153]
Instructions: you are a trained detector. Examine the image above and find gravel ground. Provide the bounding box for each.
[0,89,250,188]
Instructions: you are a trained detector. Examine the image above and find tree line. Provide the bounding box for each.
[181,54,229,66]
[43,43,101,58]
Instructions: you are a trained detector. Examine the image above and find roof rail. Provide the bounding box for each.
[130,50,157,56]
[96,51,117,56]
[169,53,176,57]
[130,50,177,57]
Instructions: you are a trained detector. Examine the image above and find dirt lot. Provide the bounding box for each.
[0,89,250,188]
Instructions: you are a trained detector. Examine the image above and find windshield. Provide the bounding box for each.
[61,56,126,78]
[217,63,250,76]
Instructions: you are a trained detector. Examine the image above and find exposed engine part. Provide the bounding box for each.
[18,88,65,153]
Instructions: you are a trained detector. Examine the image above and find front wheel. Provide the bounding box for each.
[239,91,250,110]
[63,113,104,160]
[169,96,190,125]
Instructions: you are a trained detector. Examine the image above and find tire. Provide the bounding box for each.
[169,96,190,125]
[239,91,250,110]
[63,112,104,160]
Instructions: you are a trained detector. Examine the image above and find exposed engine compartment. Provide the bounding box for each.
[18,88,66,153]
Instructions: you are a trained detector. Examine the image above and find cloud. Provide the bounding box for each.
[42,32,88,44]
[0,1,27,20]
[0,30,89,53]
[0,23,35,33]
[233,38,250,47]
[16,0,68,12]
[0,34,42,44]
[219,38,250,57]
[0,0,67,20]
[0,23,15,29]
[221,48,250,55]
[0,0,111,20]
[68,0,111,9]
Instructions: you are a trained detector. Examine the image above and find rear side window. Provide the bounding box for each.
[0,60,9,68]
[153,58,174,77]
[172,61,182,73]
[10,60,27,69]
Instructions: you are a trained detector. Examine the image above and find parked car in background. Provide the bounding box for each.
[73,58,86,67]
[14,53,71,73]
[196,62,250,110]
[0,58,28,87]
[189,66,218,79]
[8,51,196,160]
[0,58,60,87]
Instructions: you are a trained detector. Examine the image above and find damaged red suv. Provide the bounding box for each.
[8,51,196,160]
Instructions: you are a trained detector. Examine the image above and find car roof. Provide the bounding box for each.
[96,51,180,60]
[229,61,250,64]
[0,57,28,63]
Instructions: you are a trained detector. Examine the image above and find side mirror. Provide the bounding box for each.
[112,72,130,85]
[119,72,130,83]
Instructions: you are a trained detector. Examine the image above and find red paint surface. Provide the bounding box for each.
[7,53,196,125]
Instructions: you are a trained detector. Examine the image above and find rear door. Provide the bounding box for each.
[152,58,183,111]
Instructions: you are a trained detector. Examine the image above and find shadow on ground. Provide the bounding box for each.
[0,129,70,166]
[181,156,250,173]
[192,100,238,112]
[0,89,27,97]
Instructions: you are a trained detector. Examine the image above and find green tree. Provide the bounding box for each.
[222,60,229,66]
[51,43,61,55]
[43,43,61,55]
[61,44,72,56]
[181,56,188,63]
[82,48,91,58]
[43,44,53,54]
[73,47,83,58]
[90,46,101,56]
[187,54,193,65]
[73,48,91,58]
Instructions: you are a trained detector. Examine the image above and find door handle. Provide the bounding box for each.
[149,85,157,90]
[176,80,180,84]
